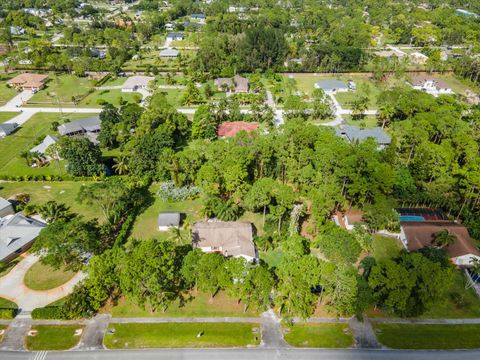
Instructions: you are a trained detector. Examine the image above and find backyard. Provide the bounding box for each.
[24,262,77,291]
[371,235,404,262]
[103,322,261,349]
[26,325,84,351]
[283,323,354,348]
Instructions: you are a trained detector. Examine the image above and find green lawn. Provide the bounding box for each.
[0,112,20,122]
[371,235,404,262]
[156,88,185,107]
[109,291,259,318]
[0,297,18,309]
[373,323,480,349]
[0,112,97,177]
[344,115,380,129]
[104,323,261,349]
[24,262,77,291]
[0,181,101,220]
[0,83,17,105]
[79,89,142,107]
[26,325,83,351]
[283,323,354,348]
[27,74,94,106]
[0,258,21,277]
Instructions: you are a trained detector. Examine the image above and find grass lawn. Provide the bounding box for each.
[24,262,77,291]
[157,88,185,107]
[26,325,83,351]
[261,249,286,269]
[28,74,94,106]
[109,291,259,318]
[0,83,18,105]
[371,235,404,262]
[0,112,20,122]
[0,181,101,220]
[0,258,21,277]
[79,89,142,107]
[0,297,18,309]
[0,112,97,177]
[283,323,354,348]
[104,322,260,349]
[373,323,480,349]
[344,115,380,129]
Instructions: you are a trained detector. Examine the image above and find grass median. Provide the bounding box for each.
[104,322,261,349]
[373,323,480,349]
[26,325,84,351]
[283,323,354,348]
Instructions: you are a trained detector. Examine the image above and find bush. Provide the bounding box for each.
[157,181,200,202]
[31,306,65,320]
[96,99,107,105]
[0,308,16,319]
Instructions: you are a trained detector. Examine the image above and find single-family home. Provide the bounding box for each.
[0,197,14,218]
[30,135,58,157]
[409,75,453,96]
[158,212,181,231]
[166,32,184,41]
[10,26,25,36]
[121,76,154,92]
[400,221,480,267]
[182,22,204,29]
[192,221,257,261]
[374,50,406,59]
[160,49,179,58]
[314,80,350,93]
[0,213,46,263]
[214,75,249,93]
[334,209,366,231]
[58,117,101,136]
[165,23,176,31]
[0,123,18,138]
[7,73,49,92]
[336,125,391,150]
[217,121,258,138]
[190,14,206,23]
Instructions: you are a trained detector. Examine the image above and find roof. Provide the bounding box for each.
[7,73,48,88]
[191,13,206,19]
[160,49,179,57]
[315,80,348,91]
[0,198,12,211]
[0,214,46,262]
[30,135,58,155]
[337,125,391,145]
[401,221,480,259]
[58,117,101,136]
[158,212,181,227]
[409,75,449,89]
[122,76,154,90]
[167,32,184,38]
[0,123,18,135]
[217,121,258,138]
[192,221,256,259]
[233,75,249,92]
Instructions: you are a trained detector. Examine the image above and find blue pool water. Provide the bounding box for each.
[400,215,425,221]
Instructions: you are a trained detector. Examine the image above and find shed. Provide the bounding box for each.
[158,212,181,231]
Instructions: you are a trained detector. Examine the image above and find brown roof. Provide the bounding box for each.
[192,221,256,259]
[7,73,49,89]
[214,75,249,92]
[217,121,258,138]
[401,221,480,258]
[409,75,448,89]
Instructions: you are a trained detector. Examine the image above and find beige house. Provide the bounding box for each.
[7,73,49,92]
[214,75,249,93]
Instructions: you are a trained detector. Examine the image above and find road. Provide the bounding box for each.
[2,349,480,360]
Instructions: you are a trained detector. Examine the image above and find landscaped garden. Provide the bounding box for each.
[26,325,84,350]
[24,262,77,291]
[283,323,354,348]
[373,323,480,349]
[103,322,261,349]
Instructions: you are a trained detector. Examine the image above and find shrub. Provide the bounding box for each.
[0,308,16,319]
[157,181,201,202]
[22,203,37,217]
[31,306,65,320]
[96,99,107,105]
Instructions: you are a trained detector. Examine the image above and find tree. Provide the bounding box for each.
[191,104,218,140]
[241,265,274,312]
[195,252,225,299]
[311,88,334,121]
[112,156,129,175]
[31,218,101,271]
[315,224,361,263]
[181,248,203,289]
[181,81,203,106]
[98,104,121,149]
[431,230,457,249]
[37,201,73,223]
[59,137,104,177]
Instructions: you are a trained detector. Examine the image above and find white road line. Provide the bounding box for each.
[30,350,48,360]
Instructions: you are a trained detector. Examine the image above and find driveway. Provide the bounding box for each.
[0,254,85,312]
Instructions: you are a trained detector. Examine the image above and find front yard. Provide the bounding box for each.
[24,262,77,291]
[104,322,261,349]
[26,325,84,350]
[0,112,20,122]
[283,323,354,348]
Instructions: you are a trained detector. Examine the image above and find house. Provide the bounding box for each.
[410,52,429,65]
[165,23,176,31]
[0,213,46,263]
[166,32,184,41]
[10,26,25,36]
[7,73,49,92]
[0,123,18,138]
[336,125,391,149]
[400,221,480,267]
[190,14,206,23]
[58,117,101,136]
[192,221,257,261]
[334,209,365,230]
[217,121,258,138]
[182,22,204,29]
[314,80,349,93]
[214,75,249,93]
[0,198,14,218]
[409,75,453,96]
[121,76,154,92]
[158,212,181,231]
[160,49,179,58]
[30,135,58,157]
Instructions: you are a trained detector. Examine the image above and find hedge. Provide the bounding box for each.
[31,306,65,320]
[0,308,17,319]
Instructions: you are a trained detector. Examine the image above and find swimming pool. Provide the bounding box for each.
[400,215,425,221]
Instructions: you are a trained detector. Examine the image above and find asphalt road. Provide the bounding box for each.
[2,349,480,360]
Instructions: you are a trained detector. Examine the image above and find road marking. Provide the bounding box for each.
[30,351,48,360]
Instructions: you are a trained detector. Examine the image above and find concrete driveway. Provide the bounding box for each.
[0,254,85,312]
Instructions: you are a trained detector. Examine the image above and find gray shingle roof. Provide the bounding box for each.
[158,212,181,227]
[160,49,179,58]
[337,125,391,145]
[0,198,12,212]
[0,123,18,136]
[315,80,348,92]
[30,135,58,155]
[58,117,100,136]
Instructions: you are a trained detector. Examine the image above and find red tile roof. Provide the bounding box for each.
[217,121,258,138]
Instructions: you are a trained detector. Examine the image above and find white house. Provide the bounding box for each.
[121,76,154,92]
[166,32,184,41]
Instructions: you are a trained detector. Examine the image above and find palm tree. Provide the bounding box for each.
[38,201,72,223]
[377,105,395,128]
[432,229,457,248]
[112,156,129,175]
[20,151,33,166]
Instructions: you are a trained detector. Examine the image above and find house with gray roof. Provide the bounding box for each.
[336,125,391,150]
[158,212,181,231]
[0,198,14,218]
[314,80,349,93]
[160,48,179,58]
[0,123,18,138]
[0,213,46,263]
[58,117,101,136]
[30,135,58,156]
[166,32,184,41]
